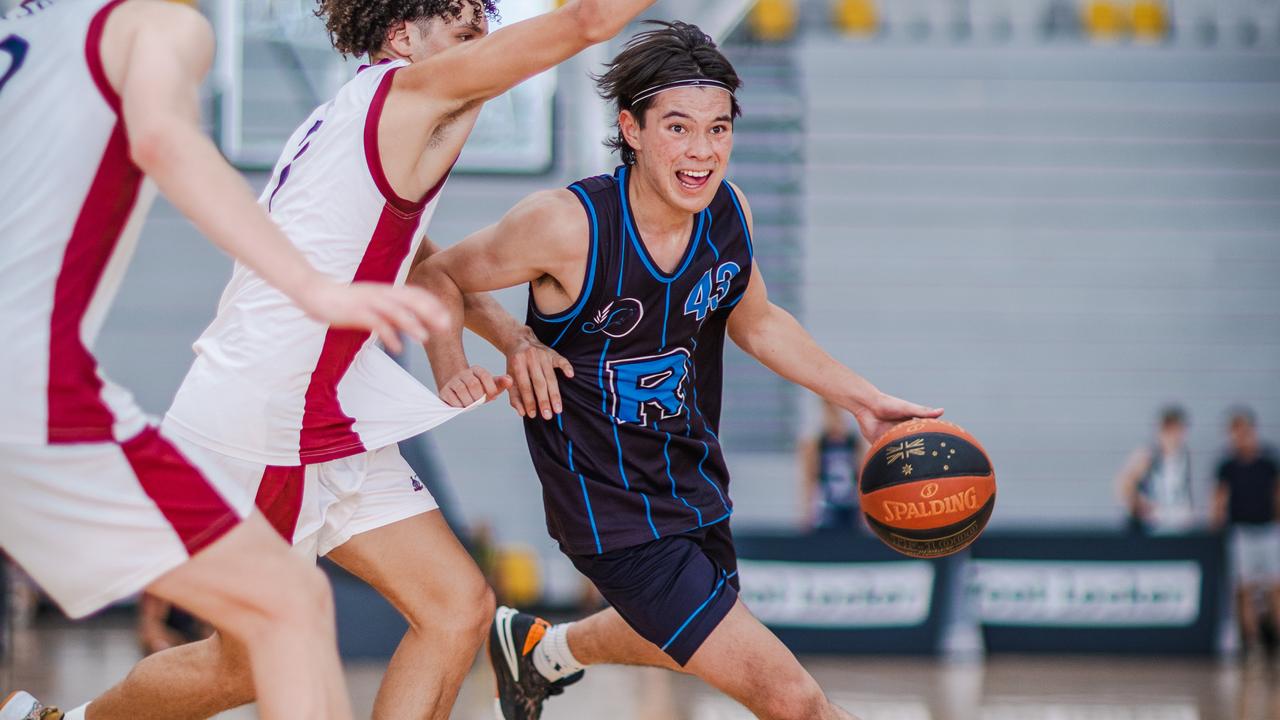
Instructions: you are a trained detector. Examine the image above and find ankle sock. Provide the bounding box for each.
[532,622,585,682]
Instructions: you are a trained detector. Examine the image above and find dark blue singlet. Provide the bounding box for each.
[524,166,754,555]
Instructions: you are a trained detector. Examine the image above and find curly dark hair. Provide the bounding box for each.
[316,0,500,57]
[596,21,742,165]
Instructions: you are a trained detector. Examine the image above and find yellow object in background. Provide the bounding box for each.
[749,0,799,42]
[1130,0,1168,41]
[494,544,542,607]
[1082,0,1129,39]
[833,0,879,36]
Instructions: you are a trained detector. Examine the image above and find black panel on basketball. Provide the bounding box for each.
[860,432,992,494]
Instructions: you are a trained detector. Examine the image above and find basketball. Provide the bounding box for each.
[859,419,996,558]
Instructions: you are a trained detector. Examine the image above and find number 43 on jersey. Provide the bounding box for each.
[683,262,741,322]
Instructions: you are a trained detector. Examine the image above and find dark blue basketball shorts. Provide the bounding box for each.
[567,520,739,666]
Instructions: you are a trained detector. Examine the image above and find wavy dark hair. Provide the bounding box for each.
[316,0,500,57]
[596,21,742,165]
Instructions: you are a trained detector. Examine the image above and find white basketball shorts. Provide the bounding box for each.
[165,428,439,559]
[0,426,255,619]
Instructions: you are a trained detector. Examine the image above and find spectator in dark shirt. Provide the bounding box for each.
[1212,407,1280,653]
[799,400,864,531]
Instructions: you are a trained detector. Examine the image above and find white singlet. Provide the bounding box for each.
[0,0,153,446]
[0,0,256,620]
[165,60,469,466]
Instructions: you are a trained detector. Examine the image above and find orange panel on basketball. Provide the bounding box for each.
[862,476,996,531]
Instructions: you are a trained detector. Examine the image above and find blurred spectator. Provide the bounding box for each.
[1211,407,1280,655]
[137,594,210,656]
[799,399,864,531]
[1117,405,1196,535]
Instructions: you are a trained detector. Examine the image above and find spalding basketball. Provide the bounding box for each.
[859,418,995,558]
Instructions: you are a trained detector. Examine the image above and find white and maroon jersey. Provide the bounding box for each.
[0,0,153,446]
[165,60,468,466]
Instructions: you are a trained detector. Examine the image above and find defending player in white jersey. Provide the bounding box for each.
[57,1,656,719]
[0,1,455,719]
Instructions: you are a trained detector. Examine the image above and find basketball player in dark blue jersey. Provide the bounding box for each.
[413,22,941,720]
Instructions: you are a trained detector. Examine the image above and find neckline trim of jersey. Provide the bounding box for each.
[616,165,706,285]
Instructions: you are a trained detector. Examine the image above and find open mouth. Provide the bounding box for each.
[676,169,712,191]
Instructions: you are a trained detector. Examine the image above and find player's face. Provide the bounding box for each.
[625,87,735,214]
[407,4,489,60]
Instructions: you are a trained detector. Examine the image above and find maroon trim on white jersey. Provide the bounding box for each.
[46,0,141,443]
[297,67,451,463]
[121,428,239,556]
[85,0,125,112]
[363,67,431,215]
[255,466,307,542]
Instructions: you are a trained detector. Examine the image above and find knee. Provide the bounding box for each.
[224,555,335,641]
[758,679,829,720]
[404,570,495,647]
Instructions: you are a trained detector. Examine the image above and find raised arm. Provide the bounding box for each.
[409,190,588,416]
[106,3,445,352]
[723,186,942,443]
[401,0,655,108]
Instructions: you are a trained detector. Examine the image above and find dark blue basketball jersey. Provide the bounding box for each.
[525,165,754,555]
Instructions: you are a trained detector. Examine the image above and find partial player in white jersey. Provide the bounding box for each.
[67,1,656,719]
[0,1,456,719]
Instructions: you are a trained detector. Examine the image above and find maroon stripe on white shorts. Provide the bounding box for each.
[121,428,240,556]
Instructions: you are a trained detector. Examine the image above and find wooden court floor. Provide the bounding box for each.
[3,617,1278,719]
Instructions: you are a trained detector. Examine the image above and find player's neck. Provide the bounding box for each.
[626,166,694,243]
[368,48,410,65]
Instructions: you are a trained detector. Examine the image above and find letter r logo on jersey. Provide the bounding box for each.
[606,349,691,425]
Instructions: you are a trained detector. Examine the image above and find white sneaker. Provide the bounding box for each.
[0,692,63,720]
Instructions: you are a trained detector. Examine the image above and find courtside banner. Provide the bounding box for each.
[739,560,935,627]
[734,531,956,654]
[970,560,1201,627]
[970,532,1227,654]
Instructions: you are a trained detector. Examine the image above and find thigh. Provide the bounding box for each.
[1232,526,1268,587]
[146,514,310,628]
[314,445,438,558]
[0,428,250,619]
[569,532,737,667]
[324,509,484,618]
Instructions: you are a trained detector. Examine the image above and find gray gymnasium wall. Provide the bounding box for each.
[96,36,1280,577]
[799,40,1280,528]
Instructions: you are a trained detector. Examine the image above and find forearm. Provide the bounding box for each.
[462,292,531,354]
[414,237,528,354]
[413,263,471,387]
[735,305,880,413]
[133,122,324,306]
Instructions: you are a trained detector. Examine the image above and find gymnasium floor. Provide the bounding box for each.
[4,616,1279,720]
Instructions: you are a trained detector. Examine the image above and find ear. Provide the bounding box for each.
[384,20,413,57]
[619,110,643,155]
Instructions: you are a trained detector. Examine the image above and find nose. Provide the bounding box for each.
[687,131,714,160]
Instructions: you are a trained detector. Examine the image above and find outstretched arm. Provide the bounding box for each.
[401,0,656,108]
[109,3,445,352]
[724,188,941,443]
[408,190,587,416]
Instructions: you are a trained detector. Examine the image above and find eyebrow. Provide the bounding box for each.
[660,111,735,123]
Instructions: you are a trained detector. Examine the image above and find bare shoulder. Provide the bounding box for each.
[508,189,589,242]
[103,0,212,75]
[115,0,211,41]
[725,180,754,232]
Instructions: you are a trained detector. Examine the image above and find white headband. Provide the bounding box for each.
[630,78,735,106]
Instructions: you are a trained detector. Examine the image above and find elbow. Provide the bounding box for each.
[127,120,184,177]
[569,0,626,44]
